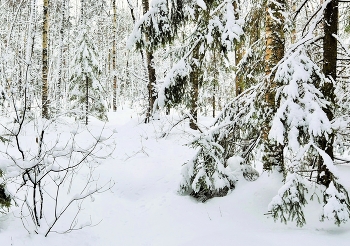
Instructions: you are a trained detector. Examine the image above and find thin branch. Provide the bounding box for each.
[293,0,311,21]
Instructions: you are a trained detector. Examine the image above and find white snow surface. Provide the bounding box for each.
[196,0,207,10]
[1,106,350,246]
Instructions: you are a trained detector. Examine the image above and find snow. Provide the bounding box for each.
[1,106,350,245]
[322,182,349,223]
[227,155,244,171]
[196,0,207,10]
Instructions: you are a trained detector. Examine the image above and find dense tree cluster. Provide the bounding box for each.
[129,0,350,226]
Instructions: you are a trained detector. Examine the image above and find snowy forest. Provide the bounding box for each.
[1,0,350,245]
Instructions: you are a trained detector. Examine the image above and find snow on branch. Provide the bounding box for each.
[179,83,260,201]
[127,0,172,50]
[321,181,350,226]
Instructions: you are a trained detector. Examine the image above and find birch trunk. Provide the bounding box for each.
[112,0,117,111]
[42,0,49,118]
[57,0,66,113]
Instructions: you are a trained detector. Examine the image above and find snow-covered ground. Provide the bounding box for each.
[1,106,350,246]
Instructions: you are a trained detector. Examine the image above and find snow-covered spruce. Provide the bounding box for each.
[128,0,243,110]
[268,173,308,227]
[321,181,350,225]
[179,136,236,202]
[267,47,350,226]
[127,0,172,51]
[69,21,107,124]
[179,86,260,202]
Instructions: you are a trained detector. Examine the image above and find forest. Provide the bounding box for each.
[1,0,350,245]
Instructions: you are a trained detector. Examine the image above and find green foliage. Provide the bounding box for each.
[0,136,9,143]
[132,0,174,51]
[0,185,11,209]
[69,28,108,122]
[179,85,260,201]
[130,0,244,110]
[179,139,236,202]
[345,25,350,33]
[268,174,308,227]
[0,171,11,210]
[266,36,350,226]
[164,73,188,105]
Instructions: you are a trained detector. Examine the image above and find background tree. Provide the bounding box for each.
[58,0,67,109]
[112,0,118,111]
[69,0,107,124]
[42,0,49,118]
[129,0,243,128]
[139,0,158,123]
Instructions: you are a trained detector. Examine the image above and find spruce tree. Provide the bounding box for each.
[267,0,350,226]
[179,85,260,201]
[129,0,246,200]
[267,47,333,226]
[42,0,50,119]
[69,0,107,124]
[128,0,243,127]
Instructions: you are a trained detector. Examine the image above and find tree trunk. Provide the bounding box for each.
[212,83,216,118]
[142,0,157,123]
[42,0,49,119]
[85,76,89,125]
[291,1,296,44]
[190,44,200,130]
[262,0,286,171]
[235,44,244,96]
[212,49,217,118]
[26,0,36,113]
[317,0,338,186]
[80,0,85,26]
[145,50,157,122]
[80,0,88,125]
[57,0,66,114]
[234,0,244,96]
[112,0,117,111]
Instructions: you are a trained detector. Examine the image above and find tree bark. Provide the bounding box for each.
[145,50,157,122]
[112,0,117,111]
[262,0,286,171]
[318,0,338,186]
[190,44,200,130]
[85,76,89,125]
[57,0,66,113]
[212,49,217,118]
[142,0,157,123]
[141,0,157,123]
[234,0,244,96]
[42,0,49,119]
[212,83,216,118]
[291,1,296,44]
